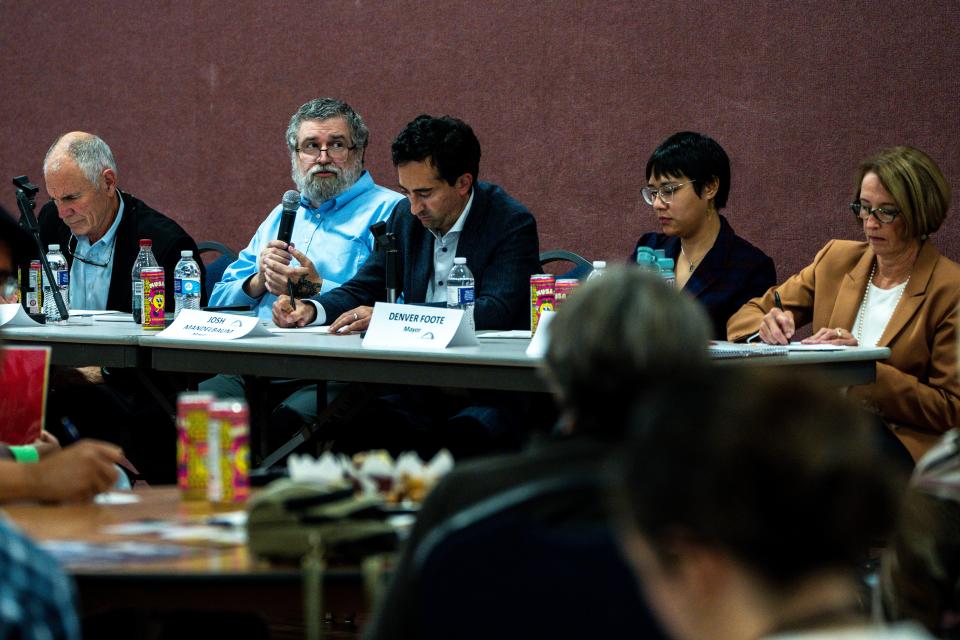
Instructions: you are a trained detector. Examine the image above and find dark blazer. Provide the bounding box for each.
[35,191,204,312]
[316,182,540,330]
[630,215,775,339]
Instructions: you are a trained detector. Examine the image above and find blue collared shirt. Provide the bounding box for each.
[68,192,124,310]
[425,189,474,303]
[210,171,402,320]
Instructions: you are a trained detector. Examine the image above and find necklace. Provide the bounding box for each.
[680,246,708,271]
[853,262,909,346]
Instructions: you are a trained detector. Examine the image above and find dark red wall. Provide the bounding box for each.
[2,1,958,281]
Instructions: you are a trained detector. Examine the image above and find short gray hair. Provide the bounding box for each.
[544,266,712,433]
[43,133,117,187]
[285,98,369,152]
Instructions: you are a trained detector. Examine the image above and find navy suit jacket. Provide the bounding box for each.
[316,182,540,330]
[630,215,775,339]
[35,191,205,313]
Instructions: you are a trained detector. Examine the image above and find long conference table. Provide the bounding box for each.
[1,317,891,389]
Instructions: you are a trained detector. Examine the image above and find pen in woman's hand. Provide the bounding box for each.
[288,279,297,310]
[774,291,784,311]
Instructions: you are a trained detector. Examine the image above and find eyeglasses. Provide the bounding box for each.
[850,202,900,224]
[0,272,17,297]
[66,236,109,268]
[641,181,696,206]
[295,140,356,161]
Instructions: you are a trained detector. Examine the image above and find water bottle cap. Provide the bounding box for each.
[453,257,467,264]
[139,239,153,247]
[48,244,60,251]
[592,260,606,268]
[180,250,193,257]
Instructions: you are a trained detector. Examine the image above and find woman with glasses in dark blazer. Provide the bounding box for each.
[632,131,775,339]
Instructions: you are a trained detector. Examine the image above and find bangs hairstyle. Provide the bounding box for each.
[853,146,950,240]
[645,131,731,209]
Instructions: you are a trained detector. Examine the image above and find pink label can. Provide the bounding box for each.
[141,267,165,330]
[207,400,250,504]
[530,274,555,335]
[554,279,580,310]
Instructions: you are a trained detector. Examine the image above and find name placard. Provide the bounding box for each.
[157,309,272,341]
[362,303,479,349]
[525,310,554,357]
[0,304,42,327]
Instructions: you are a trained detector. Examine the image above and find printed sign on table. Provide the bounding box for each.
[362,303,479,349]
[0,303,43,327]
[156,310,273,341]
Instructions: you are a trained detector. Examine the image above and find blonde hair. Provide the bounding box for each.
[853,146,951,240]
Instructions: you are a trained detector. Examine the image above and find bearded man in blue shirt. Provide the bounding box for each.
[209,97,401,318]
[202,98,402,444]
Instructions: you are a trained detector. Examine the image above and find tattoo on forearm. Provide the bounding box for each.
[292,275,321,298]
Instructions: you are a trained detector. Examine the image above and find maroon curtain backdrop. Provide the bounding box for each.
[2,1,958,284]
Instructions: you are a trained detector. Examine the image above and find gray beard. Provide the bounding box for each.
[292,160,362,207]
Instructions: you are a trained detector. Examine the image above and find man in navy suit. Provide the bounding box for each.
[273,114,539,331]
[272,115,541,457]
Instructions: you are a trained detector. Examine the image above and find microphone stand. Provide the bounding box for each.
[12,175,69,321]
[371,222,400,304]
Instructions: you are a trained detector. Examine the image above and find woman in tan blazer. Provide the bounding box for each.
[727,147,960,462]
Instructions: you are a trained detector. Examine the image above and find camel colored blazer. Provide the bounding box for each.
[728,239,960,460]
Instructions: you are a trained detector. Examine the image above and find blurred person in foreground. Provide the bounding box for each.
[728,146,960,464]
[0,206,123,502]
[882,429,960,638]
[633,131,775,338]
[613,368,927,640]
[363,267,711,639]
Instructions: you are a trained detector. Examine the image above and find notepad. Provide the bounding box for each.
[786,343,850,352]
[708,342,789,359]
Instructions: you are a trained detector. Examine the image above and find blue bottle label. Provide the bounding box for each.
[182,278,201,296]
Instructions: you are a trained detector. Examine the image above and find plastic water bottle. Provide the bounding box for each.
[174,250,202,318]
[657,257,676,286]
[131,239,159,324]
[42,244,69,322]
[586,260,607,281]
[635,247,659,270]
[446,257,475,330]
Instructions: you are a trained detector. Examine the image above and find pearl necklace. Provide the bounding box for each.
[853,262,909,346]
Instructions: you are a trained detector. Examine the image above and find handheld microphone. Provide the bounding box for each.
[276,190,300,245]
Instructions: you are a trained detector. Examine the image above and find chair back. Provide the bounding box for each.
[411,473,667,639]
[198,241,238,298]
[539,249,592,280]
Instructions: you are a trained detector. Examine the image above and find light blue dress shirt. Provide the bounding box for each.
[210,171,402,320]
[68,193,124,310]
[424,189,473,303]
